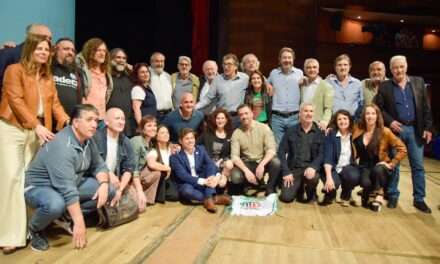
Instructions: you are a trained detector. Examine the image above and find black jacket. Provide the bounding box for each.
[277,123,325,176]
[374,76,433,144]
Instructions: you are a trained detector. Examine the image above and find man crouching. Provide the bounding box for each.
[24,104,115,251]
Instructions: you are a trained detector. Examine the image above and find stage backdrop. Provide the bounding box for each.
[0,0,75,44]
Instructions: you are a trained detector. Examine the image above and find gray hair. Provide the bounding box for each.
[299,102,314,112]
[150,52,165,63]
[240,53,260,71]
[110,48,127,60]
[368,60,385,72]
[178,56,192,65]
[389,55,407,68]
[303,58,319,69]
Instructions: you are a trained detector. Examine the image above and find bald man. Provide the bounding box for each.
[163,92,204,143]
[0,24,52,98]
[93,108,136,207]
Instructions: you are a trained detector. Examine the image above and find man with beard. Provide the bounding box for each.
[230,104,280,196]
[361,61,387,105]
[107,48,135,136]
[52,38,83,117]
[149,52,173,123]
[196,53,249,128]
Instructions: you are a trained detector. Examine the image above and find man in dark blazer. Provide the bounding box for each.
[170,128,231,213]
[374,55,433,213]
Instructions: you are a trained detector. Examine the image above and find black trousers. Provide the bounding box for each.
[229,157,281,195]
[279,167,320,203]
[320,165,360,200]
[359,164,390,196]
[155,175,179,203]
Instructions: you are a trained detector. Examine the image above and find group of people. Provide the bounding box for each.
[0,23,435,255]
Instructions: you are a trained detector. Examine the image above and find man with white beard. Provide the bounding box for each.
[149,52,173,123]
[52,38,83,117]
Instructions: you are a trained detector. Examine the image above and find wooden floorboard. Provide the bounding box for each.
[1,158,440,264]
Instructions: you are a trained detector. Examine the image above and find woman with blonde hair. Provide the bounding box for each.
[0,34,69,253]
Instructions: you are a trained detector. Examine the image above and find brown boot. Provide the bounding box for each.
[214,194,232,205]
[203,197,217,213]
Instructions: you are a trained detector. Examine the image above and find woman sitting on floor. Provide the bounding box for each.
[170,128,232,213]
[146,125,179,203]
[197,108,233,191]
[131,115,171,211]
[320,109,360,207]
[353,104,407,212]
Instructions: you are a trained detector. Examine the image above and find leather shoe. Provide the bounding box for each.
[413,201,431,214]
[203,198,217,213]
[387,198,398,209]
[214,195,232,206]
[2,246,17,255]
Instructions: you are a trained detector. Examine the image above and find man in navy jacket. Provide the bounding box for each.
[170,128,231,213]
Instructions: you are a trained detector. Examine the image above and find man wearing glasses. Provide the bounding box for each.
[196,53,249,128]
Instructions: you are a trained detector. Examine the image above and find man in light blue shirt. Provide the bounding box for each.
[326,54,363,120]
[268,47,303,144]
[196,53,249,127]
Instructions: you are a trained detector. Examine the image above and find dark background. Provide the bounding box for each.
[75,0,193,73]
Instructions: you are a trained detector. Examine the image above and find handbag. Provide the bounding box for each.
[97,188,139,229]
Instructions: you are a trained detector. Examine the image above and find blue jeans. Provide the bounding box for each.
[270,113,299,145]
[388,125,425,202]
[25,177,115,232]
[178,183,216,202]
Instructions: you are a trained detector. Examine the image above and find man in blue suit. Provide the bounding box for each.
[170,128,231,213]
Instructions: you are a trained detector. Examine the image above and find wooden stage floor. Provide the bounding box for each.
[2,158,440,264]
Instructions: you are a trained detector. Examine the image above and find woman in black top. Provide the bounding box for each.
[197,108,233,188]
[131,63,157,133]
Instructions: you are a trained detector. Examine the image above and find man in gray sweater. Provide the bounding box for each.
[24,104,114,252]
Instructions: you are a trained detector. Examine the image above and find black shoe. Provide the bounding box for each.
[413,201,432,214]
[29,229,49,252]
[387,198,398,209]
[305,191,317,203]
[319,191,335,206]
[265,187,276,196]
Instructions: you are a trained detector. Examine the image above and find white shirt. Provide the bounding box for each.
[106,135,119,173]
[147,147,171,166]
[302,77,321,103]
[149,67,173,110]
[335,131,351,173]
[131,85,146,100]
[185,150,206,185]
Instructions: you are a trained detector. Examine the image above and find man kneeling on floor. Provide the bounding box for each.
[277,102,325,203]
[24,104,115,251]
[170,128,231,213]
